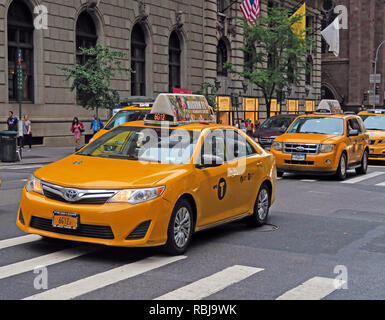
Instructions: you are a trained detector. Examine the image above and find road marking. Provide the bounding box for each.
[276,277,343,300]
[341,171,385,184]
[155,265,263,300]
[0,235,42,250]
[0,165,43,170]
[376,181,385,187]
[24,255,186,300]
[300,179,317,182]
[0,246,97,281]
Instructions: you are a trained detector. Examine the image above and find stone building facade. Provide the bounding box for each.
[321,0,385,111]
[0,0,322,146]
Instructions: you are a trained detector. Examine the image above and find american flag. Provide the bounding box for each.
[240,0,261,24]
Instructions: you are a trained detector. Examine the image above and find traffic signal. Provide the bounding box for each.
[375,85,380,95]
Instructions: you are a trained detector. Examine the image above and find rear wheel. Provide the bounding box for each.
[163,199,193,255]
[248,184,271,227]
[335,153,347,180]
[355,150,368,175]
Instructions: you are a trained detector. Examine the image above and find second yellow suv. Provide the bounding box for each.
[271,101,369,180]
[358,109,385,161]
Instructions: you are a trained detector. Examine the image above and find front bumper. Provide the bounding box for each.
[369,145,385,160]
[272,150,339,173]
[16,189,173,247]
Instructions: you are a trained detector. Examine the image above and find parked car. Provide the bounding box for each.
[255,114,298,150]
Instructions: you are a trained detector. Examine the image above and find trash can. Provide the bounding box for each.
[0,131,18,162]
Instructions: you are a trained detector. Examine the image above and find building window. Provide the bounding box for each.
[169,31,181,93]
[306,56,313,86]
[217,39,228,76]
[76,11,98,65]
[131,24,146,96]
[8,0,34,103]
[217,0,225,12]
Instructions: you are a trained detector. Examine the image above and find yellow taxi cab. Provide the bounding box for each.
[90,98,154,142]
[271,100,370,180]
[17,94,276,255]
[358,109,385,161]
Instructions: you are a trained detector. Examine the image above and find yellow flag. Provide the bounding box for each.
[290,3,306,40]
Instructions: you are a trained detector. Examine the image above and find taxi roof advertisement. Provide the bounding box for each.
[151,94,214,123]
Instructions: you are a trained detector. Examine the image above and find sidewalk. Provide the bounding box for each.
[0,146,75,167]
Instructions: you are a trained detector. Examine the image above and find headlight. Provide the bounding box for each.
[108,186,165,204]
[320,144,335,153]
[25,175,44,195]
[272,142,283,151]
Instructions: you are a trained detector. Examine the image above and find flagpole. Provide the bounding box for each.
[373,40,385,110]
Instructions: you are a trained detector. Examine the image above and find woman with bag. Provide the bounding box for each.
[70,117,85,147]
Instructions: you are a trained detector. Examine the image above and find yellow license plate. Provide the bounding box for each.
[52,212,79,230]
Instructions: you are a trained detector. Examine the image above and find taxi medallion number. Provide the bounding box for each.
[52,212,79,230]
[292,154,306,161]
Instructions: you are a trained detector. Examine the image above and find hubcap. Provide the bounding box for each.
[174,207,191,248]
[341,156,346,176]
[257,189,269,221]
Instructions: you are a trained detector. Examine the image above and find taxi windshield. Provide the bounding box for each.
[105,109,151,130]
[260,117,295,132]
[78,126,199,164]
[287,117,345,135]
[359,115,385,131]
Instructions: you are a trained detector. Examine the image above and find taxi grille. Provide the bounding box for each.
[43,189,111,205]
[284,143,319,154]
[30,216,115,240]
[285,160,315,165]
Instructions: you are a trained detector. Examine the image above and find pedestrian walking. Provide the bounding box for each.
[70,117,85,147]
[22,115,32,150]
[90,115,104,134]
[246,119,254,137]
[6,111,18,132]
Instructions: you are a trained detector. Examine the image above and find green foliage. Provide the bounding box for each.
[193,82,218,112]
[60,44,132,113]
[225,7,313,117]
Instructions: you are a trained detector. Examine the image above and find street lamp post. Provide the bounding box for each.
[373,40,385,109]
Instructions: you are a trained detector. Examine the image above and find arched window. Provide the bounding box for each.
[169,32,181,93]
[8,0,34,102]
[131,24,146,96]
[306,56,313,85]
[76,11,97,65]
[217,39,228,76]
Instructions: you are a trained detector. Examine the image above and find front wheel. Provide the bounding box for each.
[335,153,347,181]
[163,199,194,255]
[355,150,368,175]
[248,184,271,227]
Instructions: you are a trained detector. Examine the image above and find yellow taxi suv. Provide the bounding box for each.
[90,99,154,142]
[358,109,385,161]
[271,100,369,180]
[17,94,276,255]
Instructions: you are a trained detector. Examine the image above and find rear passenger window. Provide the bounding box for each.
[226,130,257,161]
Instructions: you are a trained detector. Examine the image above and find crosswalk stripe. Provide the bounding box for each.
[155,265,263,300]
[24,255,187,300]
[0,246,97,281]
[276,277,343,300]
[0,235,42,250]
[376,181,385,187]
[341,171,385,184]
[0,165,43,170]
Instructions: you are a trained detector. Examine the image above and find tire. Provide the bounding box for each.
[163,199,194,255]
[335,153,348,180]
[355,150,368,175]
[248,184,271,227]
[277,170,284,178]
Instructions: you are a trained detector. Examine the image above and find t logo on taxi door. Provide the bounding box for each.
[216,178,227,200]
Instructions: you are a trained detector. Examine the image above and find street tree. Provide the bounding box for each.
[226,7,312,117]
[60,44,132,116]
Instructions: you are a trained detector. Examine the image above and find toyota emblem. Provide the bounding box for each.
[64,189,79,202]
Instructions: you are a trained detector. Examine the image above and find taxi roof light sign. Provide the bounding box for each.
[314,100,343,115]
[145,94,216,126]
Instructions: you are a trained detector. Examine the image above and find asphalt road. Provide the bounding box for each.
[1,161,385,300]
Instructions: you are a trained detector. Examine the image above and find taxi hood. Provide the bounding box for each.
[33,155,189,189]
[278,133,343,144]
[366,130,385,140]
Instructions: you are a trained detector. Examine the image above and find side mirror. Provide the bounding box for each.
[196,154,224,169]
[348,129,359,137]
